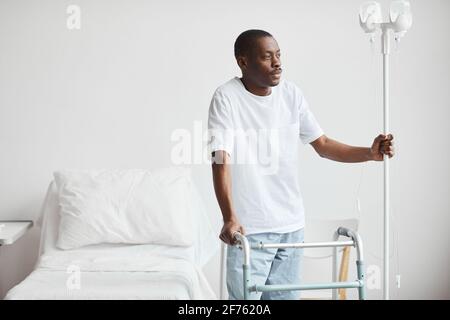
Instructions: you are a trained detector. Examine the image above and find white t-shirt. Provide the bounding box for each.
[207,77,324,235]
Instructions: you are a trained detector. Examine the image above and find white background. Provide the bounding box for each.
[0,0,448,299]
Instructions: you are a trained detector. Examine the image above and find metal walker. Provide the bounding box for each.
[223,227,365,300]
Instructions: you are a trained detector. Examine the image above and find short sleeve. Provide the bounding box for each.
[297,90,324,145]
[207,90,235,156]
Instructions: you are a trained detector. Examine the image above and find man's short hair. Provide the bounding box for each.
[234,29,273,59]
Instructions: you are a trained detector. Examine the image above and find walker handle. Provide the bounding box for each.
[232,231,242,245]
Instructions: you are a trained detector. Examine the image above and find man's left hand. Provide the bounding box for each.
[370,134,395,161]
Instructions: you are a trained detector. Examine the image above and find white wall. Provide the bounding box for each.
[0,0,448,299]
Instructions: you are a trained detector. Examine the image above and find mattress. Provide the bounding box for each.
[6,270,193,300]
[5,246,216,300]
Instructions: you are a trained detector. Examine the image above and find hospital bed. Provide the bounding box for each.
[5,169,219,300]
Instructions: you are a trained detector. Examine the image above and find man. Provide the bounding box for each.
[207,29,394,300]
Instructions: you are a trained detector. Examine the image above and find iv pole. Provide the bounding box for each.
[359,1,412,300]
[382,24,391,301]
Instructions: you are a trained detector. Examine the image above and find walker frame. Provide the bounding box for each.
[228,227,366,300]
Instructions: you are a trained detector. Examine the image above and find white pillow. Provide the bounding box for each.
[54,167,197,250]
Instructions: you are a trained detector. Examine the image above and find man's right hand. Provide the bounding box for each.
[219,219,245,245]
[212,150,243,246]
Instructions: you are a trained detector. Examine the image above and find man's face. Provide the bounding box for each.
[239,36,282,87]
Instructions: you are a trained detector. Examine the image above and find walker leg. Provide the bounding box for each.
[357,260,366,300]
[332,233,339,300]
[243,264,250,300]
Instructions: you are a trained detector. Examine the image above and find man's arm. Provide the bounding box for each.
[211,150,245,245]
[310,134,395,163]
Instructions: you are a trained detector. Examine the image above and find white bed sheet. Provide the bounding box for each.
[5,249,216,299]
[6,271,193,300]
[5,179,219,300]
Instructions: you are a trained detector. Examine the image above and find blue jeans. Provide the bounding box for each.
[226,228,304,300]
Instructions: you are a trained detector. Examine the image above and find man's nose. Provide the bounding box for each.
[272,57,281,68]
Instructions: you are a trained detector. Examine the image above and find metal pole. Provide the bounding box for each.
[252,240,354,250]
[233,232,251,300]
[219,243,226,299]
[332,231,339,300]
[382,25,390,300]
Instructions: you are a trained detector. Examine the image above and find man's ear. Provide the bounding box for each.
[236,56,248,71]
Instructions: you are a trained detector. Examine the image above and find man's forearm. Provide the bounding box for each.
[211,152,237,222]
[319,137,372,163]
